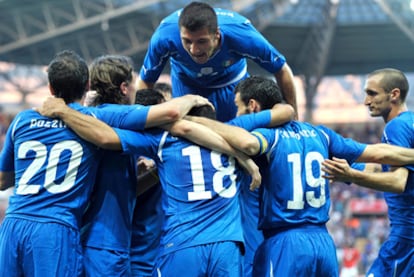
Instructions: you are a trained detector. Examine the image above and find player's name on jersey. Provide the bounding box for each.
[280,129,317,140]
[30,118,67,129]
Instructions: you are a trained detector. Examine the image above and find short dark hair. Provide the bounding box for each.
[89,55,134,105]
[135,88,165,106]
[188,104,216,119]
[47,50,89,103]
[179,2,217,34]
[368,68,409,102]
[235,76,283,109]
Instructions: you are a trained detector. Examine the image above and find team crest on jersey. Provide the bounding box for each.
[200,67,213,75]
[222,59,233,67]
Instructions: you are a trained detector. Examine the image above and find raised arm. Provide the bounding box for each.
[322,157,407,193]
[274,63,298,118]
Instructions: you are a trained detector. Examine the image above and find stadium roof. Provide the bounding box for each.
[0,0,413,77]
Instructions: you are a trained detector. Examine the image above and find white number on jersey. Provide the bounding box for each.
[183,145,237,201]
[287,151,326,210]
[17,140,83,195]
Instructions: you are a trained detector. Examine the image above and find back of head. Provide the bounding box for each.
[135,88,166,106]
[154,82,172,100]
[179,1,217,33]
[89,55,134,105]
[47,50,89,103]
[368,68,409,102]
[188,104,216,120]
[235,76,283,109]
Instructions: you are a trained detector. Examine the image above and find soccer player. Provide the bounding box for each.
[137,1,297,121]
[322,68,414,277]
[0,50,118,277]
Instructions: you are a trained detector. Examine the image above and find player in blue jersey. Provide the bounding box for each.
[137,1,298,122]
[321,68,414,277]
[184,75,414,277]
[186,76,295,277]
[131,88,167,277]
[0,50,111,277]
[65,55,214,276]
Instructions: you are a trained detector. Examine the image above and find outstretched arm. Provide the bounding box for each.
[357,143,414,165]
[268,103,295,127]
[322,157,407,193]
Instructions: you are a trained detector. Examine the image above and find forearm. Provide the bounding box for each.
[274,64,298,118]
[359,144,414,165]
[167,120,242,157]
[145,94,212,128]
[54,107,121,150]
[269,103,295,127]
[343,168,406,193]
[185,116,260,156]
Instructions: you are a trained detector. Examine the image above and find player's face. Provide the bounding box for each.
[234,92,249,116]
[180,27,220,64]
[363,75,392,119]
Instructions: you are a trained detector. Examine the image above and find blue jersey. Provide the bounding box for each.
[366,111,414,277]
[115,128,244,257]
[140,8,286,122]
[252,122,366,230]
[80,104,150,252]
[130,184,164,276]
[227,111,271,272]
[0,104,102,229]
[381,111,414,240]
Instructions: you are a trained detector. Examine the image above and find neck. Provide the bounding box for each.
[384,104,407,123]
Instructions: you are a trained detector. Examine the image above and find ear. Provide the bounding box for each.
[248,99,261,113]
[390,88,400,102]
[120,82,128,95]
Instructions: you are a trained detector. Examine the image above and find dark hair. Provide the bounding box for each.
[153,82,172,94]
[368,68,409,102]
[179,2,217,33]
[89,55,134,105]
[235,76,283,109]
[47,50,89,103]
[188,104,216,119]
[135,88,165,106]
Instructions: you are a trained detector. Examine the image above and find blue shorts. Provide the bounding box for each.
[0,217,83,277]
[83,245,130,277]
[367,237,414,277]
[171,76,242,122]
[253,225,339,277]
[153,241,243,277]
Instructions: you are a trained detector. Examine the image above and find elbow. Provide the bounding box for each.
[240,138,260,156]
[166,108,182,122]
